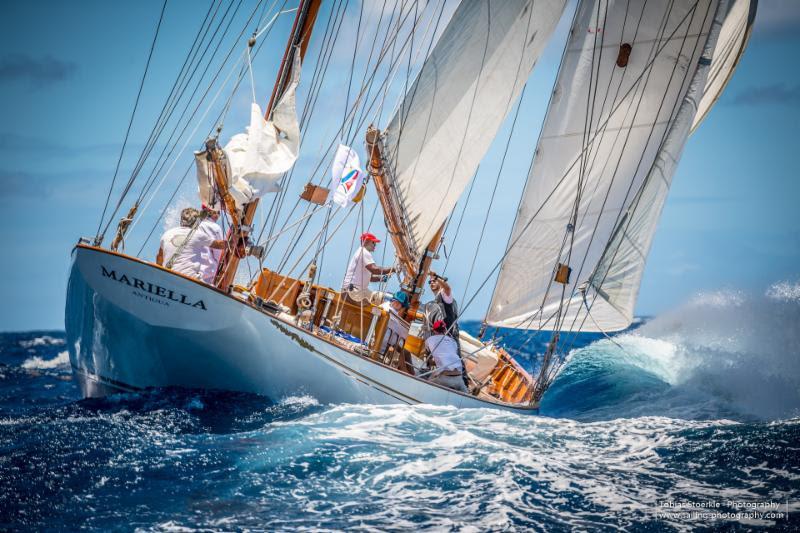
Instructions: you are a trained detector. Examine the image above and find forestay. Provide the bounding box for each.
[382,0,566,256]
[487,0,738,332]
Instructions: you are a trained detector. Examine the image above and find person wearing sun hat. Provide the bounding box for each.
[380,290,409,315]
[342,232,397,302]
[424,319,467,392]
[379,290,411,353]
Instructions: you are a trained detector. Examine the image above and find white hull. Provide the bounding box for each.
[65,245,537,413]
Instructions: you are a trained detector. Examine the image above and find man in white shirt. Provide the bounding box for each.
[424,320,467,392]
[197,204,225,283]
[157,207,226,282]
[342,232,397,301]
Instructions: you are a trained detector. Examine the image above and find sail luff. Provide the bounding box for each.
[486,0,745,332]
[691,0,756,131]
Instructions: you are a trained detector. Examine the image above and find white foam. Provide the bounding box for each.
[22,350,70,370]
[279,394,320,408]
[688,289,744,308]
[765,280,800,303]
[19,336,65,349]
[568,281,800,420]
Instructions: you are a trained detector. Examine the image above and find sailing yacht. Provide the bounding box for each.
[65,0,756,411]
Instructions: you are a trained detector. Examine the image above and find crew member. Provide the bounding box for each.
[379,290,409,317]
[342,232,397,302]
[197,204,225,283]
[157,207,226,281]
[425,320,467,392]
[428,272,459,340]
[379,291,410,353]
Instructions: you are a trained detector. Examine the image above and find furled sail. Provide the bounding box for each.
[196,55,301,209]
[487,0,747,331]
[381,0,566,256]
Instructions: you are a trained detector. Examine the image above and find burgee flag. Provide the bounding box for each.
[330,144,364,208]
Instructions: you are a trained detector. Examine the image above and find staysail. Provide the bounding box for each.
[487,0,747,332]
[381,0,567,256]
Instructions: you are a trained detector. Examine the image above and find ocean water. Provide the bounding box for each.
[1,285,799,531]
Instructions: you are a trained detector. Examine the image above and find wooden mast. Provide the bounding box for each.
[365,127,417,279]
[214,0,322,289]
[365,126,444,320]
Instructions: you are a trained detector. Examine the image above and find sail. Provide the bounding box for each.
[382,0,566,256]
[692,0,756,131]
[487,0,743,331]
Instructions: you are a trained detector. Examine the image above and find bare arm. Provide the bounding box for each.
[366,263,395,276]
[439,278,452,297]
[209,240,227,250]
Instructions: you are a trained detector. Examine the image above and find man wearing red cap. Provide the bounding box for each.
[342,232,397,302]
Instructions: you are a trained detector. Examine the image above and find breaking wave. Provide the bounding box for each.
[22,350,70,370]
[543,285,800,421]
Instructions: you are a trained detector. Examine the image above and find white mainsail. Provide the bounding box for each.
[487,0,745,332]
[382,0,567,256]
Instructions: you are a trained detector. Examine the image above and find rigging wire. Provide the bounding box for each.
[256,0,430,270]
[126,0,272,236]
[134,0,287,256]
[460,86,528,307]
[95,0,169,243]
[555,0,705,345]
[502,0,683,354]
[573,0,715,335]
[99,0,227,237]
[133,0,251,205]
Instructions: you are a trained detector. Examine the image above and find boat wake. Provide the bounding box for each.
[543,281,800,422]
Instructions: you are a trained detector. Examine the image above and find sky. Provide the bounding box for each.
[0,0,798,331]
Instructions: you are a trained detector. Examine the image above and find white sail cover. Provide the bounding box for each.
[382,0,566,256]
[487,0,743,331]
[196,56,301,208]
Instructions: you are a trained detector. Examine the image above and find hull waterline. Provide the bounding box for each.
[65,245,537,412]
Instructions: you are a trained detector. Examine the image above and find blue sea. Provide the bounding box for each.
[1,286,799,531]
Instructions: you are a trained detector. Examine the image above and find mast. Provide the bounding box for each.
[365,126,444,320]
[214,0,322,289]
[365,126,417,279]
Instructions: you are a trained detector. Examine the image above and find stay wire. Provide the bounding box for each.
[577,0,714,334]
[560,0,700,338]
[134,0,249,205]
[101,0,226,235]
[95,0,169,241]
[135,0,284,256]
[256,0,427,266]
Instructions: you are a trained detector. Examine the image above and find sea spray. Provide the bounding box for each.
[543,283,800,421]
